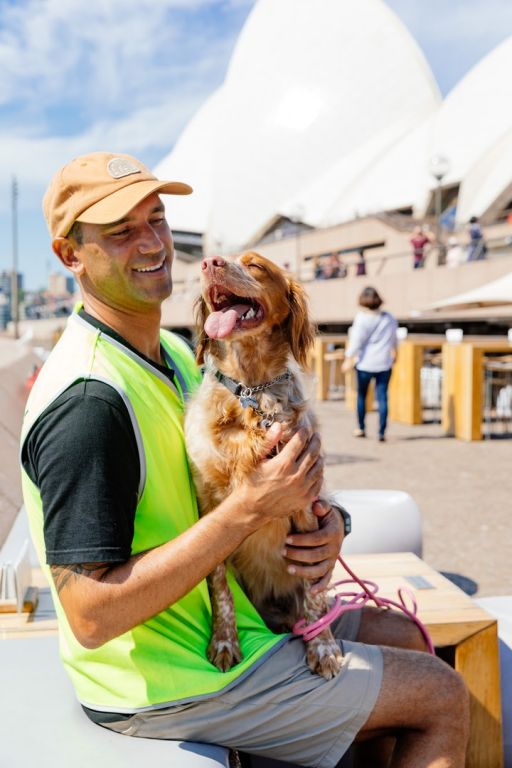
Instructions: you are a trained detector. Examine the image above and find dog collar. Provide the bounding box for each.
[204,364,292,428]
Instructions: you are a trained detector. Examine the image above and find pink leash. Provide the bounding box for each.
[293,554,435,655]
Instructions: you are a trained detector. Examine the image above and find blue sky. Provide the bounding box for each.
[0,0,510,290]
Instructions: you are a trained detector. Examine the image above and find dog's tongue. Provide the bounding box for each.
[204,304,251,339]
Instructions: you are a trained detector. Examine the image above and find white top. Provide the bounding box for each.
[346,310,398,372]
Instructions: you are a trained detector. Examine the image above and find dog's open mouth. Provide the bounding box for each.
[204,286,265,339]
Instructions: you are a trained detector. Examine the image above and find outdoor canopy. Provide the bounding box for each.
[425,271,512,311]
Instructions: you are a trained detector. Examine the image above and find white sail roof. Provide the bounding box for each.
[157,0,440,250]
[155,3,512,247]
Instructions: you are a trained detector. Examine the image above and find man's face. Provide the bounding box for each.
[72,192,174,313]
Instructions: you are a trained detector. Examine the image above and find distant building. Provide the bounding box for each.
[48,272,70,296]
[0,272,11,296]
[0,271,23,329]
[0,293,10,329]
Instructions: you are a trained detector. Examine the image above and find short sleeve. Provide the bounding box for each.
[22,379,140,565]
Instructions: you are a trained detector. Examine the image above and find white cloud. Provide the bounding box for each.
[0,0,233,116]
[0,94,206,208]
[0,0,250,212]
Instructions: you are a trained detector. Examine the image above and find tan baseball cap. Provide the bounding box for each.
[43,151,193,238]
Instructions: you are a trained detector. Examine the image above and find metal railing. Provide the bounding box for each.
[169,234,512,297]
[483,358,512,439]
[420,350,443,424]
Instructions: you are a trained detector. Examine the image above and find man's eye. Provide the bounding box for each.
[110,228,131,237]
[151,217,166,226]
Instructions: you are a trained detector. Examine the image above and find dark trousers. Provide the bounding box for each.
[356,368,392,437]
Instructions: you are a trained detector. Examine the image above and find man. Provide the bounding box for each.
[21,152,469,767]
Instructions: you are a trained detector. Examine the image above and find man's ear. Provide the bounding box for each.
[51,237,85,277]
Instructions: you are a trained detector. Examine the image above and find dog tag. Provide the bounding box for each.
[240,395,259,409]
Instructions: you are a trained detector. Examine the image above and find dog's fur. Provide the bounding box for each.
[184,251,343,679]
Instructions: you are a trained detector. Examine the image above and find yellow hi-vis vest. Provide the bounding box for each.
[20,311,285,713]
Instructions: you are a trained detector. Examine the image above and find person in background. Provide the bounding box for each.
[355,249,366,276]
[338,255,348,278]
[410,225,433,269]
[323,252,347,279]
[446,236,465,268]
[313,254,326,279]
[466,216,487,261]
[342,286,397,442]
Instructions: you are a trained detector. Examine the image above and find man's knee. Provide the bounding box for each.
[427,661,470,734]
[360,647,469,736]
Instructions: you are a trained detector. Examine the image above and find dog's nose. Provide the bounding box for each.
[201,256,226,272]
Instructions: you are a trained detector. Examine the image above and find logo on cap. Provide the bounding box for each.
[107,158,142,179]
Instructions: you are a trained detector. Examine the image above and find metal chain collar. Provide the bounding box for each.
[205,364,292,428]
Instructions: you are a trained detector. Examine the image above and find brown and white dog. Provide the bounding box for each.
[184,251,343,679]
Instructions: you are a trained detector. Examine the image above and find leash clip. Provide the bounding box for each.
[239,387,259,409]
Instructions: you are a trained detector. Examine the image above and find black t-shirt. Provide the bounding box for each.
[21,309,178,566]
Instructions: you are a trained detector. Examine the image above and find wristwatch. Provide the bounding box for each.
[331,502,351,537]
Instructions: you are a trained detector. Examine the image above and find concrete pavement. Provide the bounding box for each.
[318,398,511,597]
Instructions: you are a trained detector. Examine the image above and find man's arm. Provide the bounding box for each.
[51,426,324,648]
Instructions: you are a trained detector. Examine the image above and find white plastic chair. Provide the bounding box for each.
[332,489,423,557]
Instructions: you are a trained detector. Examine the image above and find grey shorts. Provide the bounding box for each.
[103,610,383,768]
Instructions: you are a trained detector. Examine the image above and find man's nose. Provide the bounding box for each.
[138,225,165,254]
[201,256,226,272]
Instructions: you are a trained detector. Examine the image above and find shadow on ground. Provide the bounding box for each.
[440,572,478,596]
[325,453,377,466]
[397,434,452,442]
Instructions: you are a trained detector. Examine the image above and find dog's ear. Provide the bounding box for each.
[194,295,210,364]
[286,278,316,369]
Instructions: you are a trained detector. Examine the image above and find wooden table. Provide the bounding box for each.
[442,340,512,440]
[337,552,503,768]
[343,335,445,419]
[0,569,57,640]
[310,334,347,401]
[388,336,444,425]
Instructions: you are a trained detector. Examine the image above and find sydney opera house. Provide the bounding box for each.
[157,0,512,333]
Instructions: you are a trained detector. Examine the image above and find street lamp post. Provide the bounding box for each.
[428,154,450,266]
[11,176,19,340]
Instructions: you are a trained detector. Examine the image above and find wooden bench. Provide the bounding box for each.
[339,552,504,768]
[0,634,231,768]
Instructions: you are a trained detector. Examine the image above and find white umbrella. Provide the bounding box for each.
[425,271,512,311]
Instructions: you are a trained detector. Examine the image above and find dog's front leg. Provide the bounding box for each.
[303,587,344,679]
[206,562,243,672]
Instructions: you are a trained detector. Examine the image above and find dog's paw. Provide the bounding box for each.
[208,637,243,672]
[306,640,344,680]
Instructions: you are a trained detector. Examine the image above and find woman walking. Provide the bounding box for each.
[343,287,397,441]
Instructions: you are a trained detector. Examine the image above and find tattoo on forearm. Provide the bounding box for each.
[50,563,107,594]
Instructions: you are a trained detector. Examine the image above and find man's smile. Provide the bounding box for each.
[133,255,167,274]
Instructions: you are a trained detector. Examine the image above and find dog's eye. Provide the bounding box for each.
[248,263,265,272]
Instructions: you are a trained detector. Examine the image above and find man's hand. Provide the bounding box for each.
[281,499,344,594]
[240,426,324,526]
[342,357,355,373]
